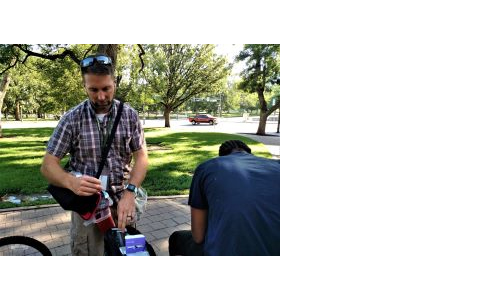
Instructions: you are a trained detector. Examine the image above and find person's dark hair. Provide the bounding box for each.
[219,140,252,156]
[80,53,114,77]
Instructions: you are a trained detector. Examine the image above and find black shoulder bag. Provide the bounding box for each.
[47,101,124,220]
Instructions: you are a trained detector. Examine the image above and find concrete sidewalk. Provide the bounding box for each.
[0,196,190,256]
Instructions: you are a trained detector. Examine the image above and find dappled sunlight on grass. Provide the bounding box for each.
[142,131,272,195]
[1,128,273,196]
[1,127,55,139]
[143,127,173,138]
[0,149,46,160]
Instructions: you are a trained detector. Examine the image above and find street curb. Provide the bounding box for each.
[0,195,189,213]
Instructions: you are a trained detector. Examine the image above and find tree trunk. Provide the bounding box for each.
[256,89,268,135]
[164,106,171,127]
[97,44,119,68]
[0,72,11,138]
[256,111,267,135]
[15,101,21,121]
[256,90,280,136]
[95,44,124,92]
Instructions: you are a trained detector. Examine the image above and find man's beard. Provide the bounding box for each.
[90,99,113,113]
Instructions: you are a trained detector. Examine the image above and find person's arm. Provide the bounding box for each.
[42,110,102,196]
[117,145,148,229]
[187,162,209,244]
[127,144,149,189]
[191,207,208,244]
[40,153,102,196]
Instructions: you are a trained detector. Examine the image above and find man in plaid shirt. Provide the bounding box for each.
[41,54,148,256]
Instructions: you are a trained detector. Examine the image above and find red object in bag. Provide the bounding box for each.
[94,205,115,233]
[96,215,116,233]
[79,192,102,221]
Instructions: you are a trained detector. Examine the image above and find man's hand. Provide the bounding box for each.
[70,175,102,196]
[117,191,136,230]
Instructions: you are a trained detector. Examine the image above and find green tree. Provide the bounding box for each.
[0,68,11,136]
[1,57,51,121]
[0,44,141,102]
[6,65,32,120]
[0,44,112,125]
[225,80,260,114]
[236,44,280,135]
[225,82,241,112]
[142,44,230,127]
[118,44,154,116]
[35,50,87,116]
[0,44,19,137]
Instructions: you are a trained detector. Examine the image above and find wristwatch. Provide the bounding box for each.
[125,183,138,195]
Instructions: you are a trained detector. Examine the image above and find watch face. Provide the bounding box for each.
[127,184,137,193]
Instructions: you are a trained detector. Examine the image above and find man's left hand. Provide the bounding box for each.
[117,191,136,230]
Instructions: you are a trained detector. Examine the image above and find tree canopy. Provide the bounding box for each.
[141,44,230,127]
[0,44,279,135]
[236,44,280,135]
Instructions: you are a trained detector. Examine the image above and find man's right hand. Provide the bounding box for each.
[70,175,103,196]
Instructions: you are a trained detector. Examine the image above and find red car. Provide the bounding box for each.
[188,114,218,125]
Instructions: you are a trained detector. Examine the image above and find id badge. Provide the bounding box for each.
[99,175,108,190]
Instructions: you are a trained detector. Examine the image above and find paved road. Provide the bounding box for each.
[2,116,279,133]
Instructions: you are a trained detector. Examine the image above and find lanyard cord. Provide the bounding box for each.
[94,101,124,179]
[94,101,115,152]
[95,113,115,151]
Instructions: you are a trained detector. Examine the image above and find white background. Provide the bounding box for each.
[2,0,500,299]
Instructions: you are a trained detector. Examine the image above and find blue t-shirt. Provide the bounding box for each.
[188,151,280,255]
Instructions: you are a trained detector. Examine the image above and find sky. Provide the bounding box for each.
[215,44,245,80]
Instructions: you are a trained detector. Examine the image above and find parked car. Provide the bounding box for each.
[188,114,218,125]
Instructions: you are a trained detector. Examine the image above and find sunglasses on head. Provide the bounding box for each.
[80,55,113,68]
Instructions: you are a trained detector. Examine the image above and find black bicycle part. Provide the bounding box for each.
[0,236,52,256]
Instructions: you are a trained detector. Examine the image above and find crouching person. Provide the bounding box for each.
[169,140,280,256]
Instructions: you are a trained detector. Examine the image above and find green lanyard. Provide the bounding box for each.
[95,111,115,151]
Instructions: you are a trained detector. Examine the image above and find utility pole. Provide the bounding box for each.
[277,108,280,133]
[142,104,146,125]
[219,94,222,118]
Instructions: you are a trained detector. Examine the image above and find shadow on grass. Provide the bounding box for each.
[144,161,193,196]
[147,131,263,148]
[0,130,272,196]
[2,128,54,138]
[0,141,47,150]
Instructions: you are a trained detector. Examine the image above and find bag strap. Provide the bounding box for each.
[95,101,124,179]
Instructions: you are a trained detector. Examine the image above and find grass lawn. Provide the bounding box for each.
[0,127,272,208]
[141,128,271,195]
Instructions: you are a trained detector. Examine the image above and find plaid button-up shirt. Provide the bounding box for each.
[46,99,145,201]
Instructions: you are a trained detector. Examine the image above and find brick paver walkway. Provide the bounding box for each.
[0,196,190,256]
